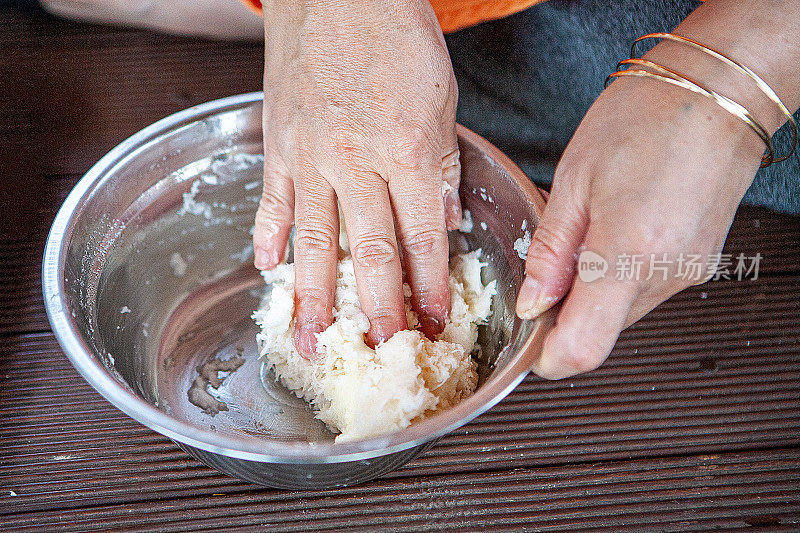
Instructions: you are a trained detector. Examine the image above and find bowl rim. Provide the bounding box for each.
[42,91,552,464]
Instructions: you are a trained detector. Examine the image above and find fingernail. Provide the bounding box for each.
[254,246,280,270]
[419,315,444,339]
[254,246,269,269]
[516,276,545,319]
[295,323,325,359]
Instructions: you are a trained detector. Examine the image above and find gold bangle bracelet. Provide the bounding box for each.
[605,66,775,167]
[632,32,798,164]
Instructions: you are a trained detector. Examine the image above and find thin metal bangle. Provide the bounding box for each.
[606,67,775,167]
[633,32,798,164]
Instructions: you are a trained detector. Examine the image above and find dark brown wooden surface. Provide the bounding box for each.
[2,7,799,531]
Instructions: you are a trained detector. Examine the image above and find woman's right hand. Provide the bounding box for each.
[254,0,462,356]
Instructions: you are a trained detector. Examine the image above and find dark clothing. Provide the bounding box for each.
[447,0,800,214]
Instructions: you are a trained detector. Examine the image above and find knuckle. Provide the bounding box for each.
[387,124,434,169]
[353,235,398,268]
[527,225,570,265]
[295,287,331,318]
[254,212,281,239]
[402,227,446,258]
[546,330,610,375]
[255,208,289,242]
[441,146,460,169]
[295,225,336,252]
[630,216,697,256]
[369,305,397,322]
[441,161,461,191]
[394,142,426,167]
[636,222,672,254]
[326,122,369,168]
[443,159,461,177]
[367,307,406,342]
[563,343,607,374]
[259,188,293,218]
[329,132,357,163]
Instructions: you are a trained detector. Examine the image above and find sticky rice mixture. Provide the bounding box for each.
[253,250,496,442]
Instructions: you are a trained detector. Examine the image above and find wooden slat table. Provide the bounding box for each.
[2,7,798,531]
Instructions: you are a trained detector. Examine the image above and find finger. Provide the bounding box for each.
[253,141,294,270]
[531,227,639,380]
[292,167,339,359]
[337,172,407,346]
[441,90,462,230]
[388,151,450,339]
[516,172,588,320]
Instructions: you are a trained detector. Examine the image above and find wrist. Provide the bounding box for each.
[603,70,769,174]
[642,39,786,137]
[649,0,800,136]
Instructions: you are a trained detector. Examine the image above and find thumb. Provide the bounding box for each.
[516,178,587,320]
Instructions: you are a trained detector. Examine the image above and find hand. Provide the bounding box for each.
[515,0,800,379]
[253,0,461,356]
[515,66,767,379]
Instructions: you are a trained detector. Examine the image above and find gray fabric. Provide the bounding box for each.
[446,0,800,214]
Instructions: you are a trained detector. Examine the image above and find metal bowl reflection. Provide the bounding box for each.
[42,92,552,489]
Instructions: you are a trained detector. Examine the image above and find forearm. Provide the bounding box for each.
[643,0,800,135]
[42,0,264,40]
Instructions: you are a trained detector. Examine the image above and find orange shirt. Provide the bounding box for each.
[241,0,544,33]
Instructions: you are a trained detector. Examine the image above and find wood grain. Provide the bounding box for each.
[1,6,798,531]
[1,324,798,522]
[3,445,799,531]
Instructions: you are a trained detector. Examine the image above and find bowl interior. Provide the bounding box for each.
[52,95,543,456]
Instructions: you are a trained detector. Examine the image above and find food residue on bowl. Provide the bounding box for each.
[170,252,188,277]
[459,208,474,233]
[188,353,246,415]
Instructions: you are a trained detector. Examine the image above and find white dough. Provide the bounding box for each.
[252,250,496,442]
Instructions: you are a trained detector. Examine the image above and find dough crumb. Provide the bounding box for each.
[253,250,496,442]
[459,209,474,233]
[514,230,532,260]
[170,252,188,277]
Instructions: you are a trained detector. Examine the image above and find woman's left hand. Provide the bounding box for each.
[515,61,767,380]
[515,0,800,380]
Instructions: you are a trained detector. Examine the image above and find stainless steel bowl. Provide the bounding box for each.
[43,92,553,489]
